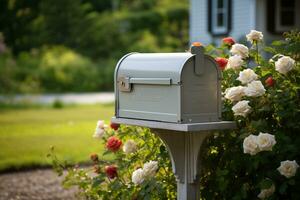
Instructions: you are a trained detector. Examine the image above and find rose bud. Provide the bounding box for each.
[265,76,275,87]
[90,153,99,162]
[93,165,101,174]
[105,165,117,179]
[222,37,235,47]
[192,42,202,47]
[215,57,228,70]
[106,136,122,152]
[110,122,120,131]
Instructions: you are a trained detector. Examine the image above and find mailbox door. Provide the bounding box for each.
[181,56,221,123]
[117,83,181,122]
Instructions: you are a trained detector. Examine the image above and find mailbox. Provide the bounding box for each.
[114,45,221,124]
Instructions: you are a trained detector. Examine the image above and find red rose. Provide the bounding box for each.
[106,136,122,152]
[105,165,117,179]
[222,37,235,46]
[265,76,275,87]
[90,153,99,162]
[110,122,120,131]
[215,57,228,70]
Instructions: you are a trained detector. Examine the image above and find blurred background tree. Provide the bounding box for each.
[0,0,189,93]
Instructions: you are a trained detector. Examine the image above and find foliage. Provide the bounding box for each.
[0,0,189,93]
[51,31,300,199]
[0,45,104,93]
[38,46,99,92]
[50,125,176,199]
[201,31,300,199]
[0,0,40,53]
[0,49,19,93]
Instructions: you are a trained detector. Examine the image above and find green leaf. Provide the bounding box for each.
[288,179,295,185]
[272,40,284,46]
[260,179,273,189]
[279,182,288,194]
[261,70,272,77]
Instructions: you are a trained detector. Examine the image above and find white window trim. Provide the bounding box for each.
[275,0,297,32]
[211,0,228,34]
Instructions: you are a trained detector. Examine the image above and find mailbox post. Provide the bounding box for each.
[111,118,235,200]
[112,44,236,200]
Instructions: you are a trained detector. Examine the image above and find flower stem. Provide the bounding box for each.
[255,41,259,65]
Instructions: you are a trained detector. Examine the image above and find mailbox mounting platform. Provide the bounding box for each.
[111,117,236,200]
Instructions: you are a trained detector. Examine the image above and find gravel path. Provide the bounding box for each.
[0,169,80,200]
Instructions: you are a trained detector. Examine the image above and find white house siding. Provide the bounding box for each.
[190,0,300,47]
[190,0,211,45]
[190,0,256,45]
[255,0,278,44]
[230,0,255,42]
[255,0,267,36]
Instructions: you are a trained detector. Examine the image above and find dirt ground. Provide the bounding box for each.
[0,169,80,200]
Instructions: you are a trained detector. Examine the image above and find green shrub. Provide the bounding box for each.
[0,51,18,93]
[50,125,176,199]
[0,45,107,94]
[52,99,64,109]
[39,46,99,92]
[200,31,300,199]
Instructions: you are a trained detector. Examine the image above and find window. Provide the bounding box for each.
[267,0,299,34]
[208,0,231,35]
[276,0,296,32]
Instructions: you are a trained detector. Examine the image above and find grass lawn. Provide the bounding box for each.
[0,104,114,172]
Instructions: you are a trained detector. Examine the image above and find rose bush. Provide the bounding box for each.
[50,125,176,199]
[50,30,299,199]
[202,30,300,199]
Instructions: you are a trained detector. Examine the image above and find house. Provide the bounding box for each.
[190,0,300,45]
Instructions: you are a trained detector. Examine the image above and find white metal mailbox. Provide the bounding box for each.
[114,45,221,123]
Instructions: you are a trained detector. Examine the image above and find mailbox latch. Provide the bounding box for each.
[118,77,173,92]
[118,77,131,92]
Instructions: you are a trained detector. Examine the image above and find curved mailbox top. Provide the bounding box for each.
[115,52,194,84]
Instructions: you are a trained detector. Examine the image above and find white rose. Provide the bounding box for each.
[96,120,108,129]
[123,140,137,154]
[237,69,258,84]
[246,30,263,43]
[132,168,145,185]
[230,43,249,59]
[143,160,158,177]
[258,184,275,199]
[93,127,105,139]
[277,160,299,178]
[93,120,108,139]
[243,134,259,155]
[224,86,246,102]
[257,132,276,151]
[227,55,244,70]
[275,56,295,75]
[232,100,252,117]
[245,81,266,97]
